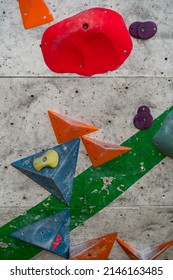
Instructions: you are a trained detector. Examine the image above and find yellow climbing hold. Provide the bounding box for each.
[33,150,59,171]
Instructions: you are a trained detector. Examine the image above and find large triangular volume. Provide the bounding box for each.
[11,139,80,205]
[144,239,173,260]
[48,110,99,144]
[81,136,132,167]
[11,209,70,259]
[70,233,117,260]
[18,0,54,29]
[116,237,142,260]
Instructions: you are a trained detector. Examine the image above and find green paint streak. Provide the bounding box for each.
[0,107,172,260]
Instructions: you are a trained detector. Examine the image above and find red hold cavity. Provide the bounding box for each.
[133,106,153,130]
[41,8,133,76]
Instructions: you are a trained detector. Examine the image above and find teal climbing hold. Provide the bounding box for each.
[153,110,173,159]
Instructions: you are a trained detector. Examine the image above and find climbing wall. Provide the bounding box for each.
[0,0,173,259]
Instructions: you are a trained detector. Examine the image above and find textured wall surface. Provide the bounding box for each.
[0,0,173,259]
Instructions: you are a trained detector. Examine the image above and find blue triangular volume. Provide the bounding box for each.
[11,138,80,205]
[13,171,66,203]
[11,209,70,259]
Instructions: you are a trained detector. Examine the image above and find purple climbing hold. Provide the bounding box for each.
[137,105,150,114]
[133,105,153,130]
[129,22,141,39]
[129,21,157,40]
[138,21,157,40]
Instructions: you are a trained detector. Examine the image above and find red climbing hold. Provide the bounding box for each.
[41,8,133,76]
[52,234,62,250]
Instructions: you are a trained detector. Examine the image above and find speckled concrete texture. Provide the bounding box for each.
[0,0,173,77]
[0,0,173,259]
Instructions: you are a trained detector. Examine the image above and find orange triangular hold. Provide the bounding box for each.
[18,0,54,29]
[116,237,142,260]
[48,110,99,144]
[70,233,117,260]
[144,239,173,260]
[116,237,173,260]
[81,135,132,167]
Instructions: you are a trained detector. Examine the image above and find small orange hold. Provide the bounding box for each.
[145,240,173,260]
[70,232,117,260]
[48,110,99,144]
[18,0,54,29]
[116,237,173,260]
[81,135,132,167]
[116,237,141,260]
